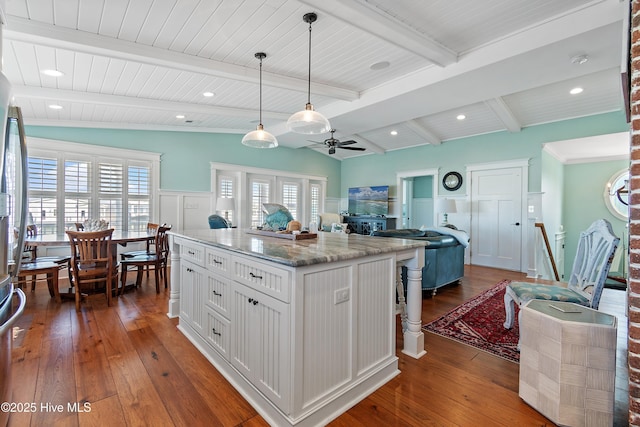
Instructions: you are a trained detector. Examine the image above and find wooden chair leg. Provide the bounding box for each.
[48,271,61,303]
[135,267,144,288]
[75,284,81,311]
[121,265,128,293]
[154,263,160,293]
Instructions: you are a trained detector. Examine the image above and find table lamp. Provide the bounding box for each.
[436,198,457,225]
[216,197,235,226]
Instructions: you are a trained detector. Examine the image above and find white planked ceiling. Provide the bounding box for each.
[0,0,629,160]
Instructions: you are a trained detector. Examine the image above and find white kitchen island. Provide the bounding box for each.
[167,229,425,427]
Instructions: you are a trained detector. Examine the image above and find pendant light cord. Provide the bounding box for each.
[259,56,263,126]
[307,20,312,105]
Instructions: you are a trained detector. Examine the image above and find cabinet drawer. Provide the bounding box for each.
[206,272,230,318]
[205,247,231,276]
[232,256,290,303]
[205,307,230,361]
[180,241,204,266]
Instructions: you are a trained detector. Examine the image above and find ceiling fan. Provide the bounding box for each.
[309,129,366,155]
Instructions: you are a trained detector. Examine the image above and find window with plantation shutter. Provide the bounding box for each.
[98,163,123,230]
[251,180,269,228]
[128,166,150,231]
[310,183,320,224]
[28,157,58,234]
[26,139,158,234]
[282,183,298,220]
[219,176,234,225]
[64,160,91,230]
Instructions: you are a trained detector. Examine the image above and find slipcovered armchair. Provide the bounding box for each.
[208,214,230,229]
[318,213,342,232]
[503,219,620,333]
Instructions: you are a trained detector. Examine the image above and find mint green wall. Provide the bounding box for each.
[541,150,565,276]
[24,126,343,197]
[413,175,433,198]
[563,159,628,280]
[340,111,629,197]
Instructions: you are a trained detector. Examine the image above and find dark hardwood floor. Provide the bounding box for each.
[8,264,628,426]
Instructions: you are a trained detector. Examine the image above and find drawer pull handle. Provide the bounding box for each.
[213,291,222,296]
[249,272,263,280]
[212,328,221,336]
[186,268,193,273]
[247,298,259,305]
[188,250,195,255]
[213,259,223,265]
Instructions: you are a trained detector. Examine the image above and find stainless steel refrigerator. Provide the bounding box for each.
[0,69,29,427]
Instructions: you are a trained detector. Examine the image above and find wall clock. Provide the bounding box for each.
[443,171,462,191]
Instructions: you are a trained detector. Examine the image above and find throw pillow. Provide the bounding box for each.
[262,203,294,230]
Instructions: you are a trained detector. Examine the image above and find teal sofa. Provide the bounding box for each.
[371,228,466,296]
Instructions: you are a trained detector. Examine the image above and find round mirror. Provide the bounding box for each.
[603,169,629,220]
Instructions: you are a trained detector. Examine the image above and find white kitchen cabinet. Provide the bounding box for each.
[179,260,205,336]
[230,280,290,413]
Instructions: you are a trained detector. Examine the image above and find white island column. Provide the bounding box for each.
[167,236,181,318]
[397,247,426,359]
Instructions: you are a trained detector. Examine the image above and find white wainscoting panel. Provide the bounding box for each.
[159,190,214,231]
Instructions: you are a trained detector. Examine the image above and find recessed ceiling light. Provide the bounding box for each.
[370,61,390,71]
[390,130,398,136]
[457,114,466,120]
[203,91,214,97]
[41,69,64,77]
[570,87,583,95]
[176,114,185,119]
[570,54,589,65]
[48,104,63,110]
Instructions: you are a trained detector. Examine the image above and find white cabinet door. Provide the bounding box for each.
[180,260,205,335]
[230,281,290,414]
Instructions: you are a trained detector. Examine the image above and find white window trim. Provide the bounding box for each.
[211,162,327,228]
[27,137,161,228]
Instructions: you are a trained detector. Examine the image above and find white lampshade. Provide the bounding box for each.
[436,198,457,214]
[217,197,235,212]
[242,125,278,148]
[287,103,331,135]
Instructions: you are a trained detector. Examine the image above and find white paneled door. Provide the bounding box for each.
[470,167,523,271]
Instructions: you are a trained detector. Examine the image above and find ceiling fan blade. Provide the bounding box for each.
[337,140,358,146]
[338,146,366,151]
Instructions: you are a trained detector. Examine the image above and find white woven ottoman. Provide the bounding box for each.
[519,299,617,427]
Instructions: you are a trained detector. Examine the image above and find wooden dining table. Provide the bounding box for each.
[24,230,156,300]
[24,230,154,248]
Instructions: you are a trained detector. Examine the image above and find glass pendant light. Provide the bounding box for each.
[242,52,278,148]
[287,12,331,135]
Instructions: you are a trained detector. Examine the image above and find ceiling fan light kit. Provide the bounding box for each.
[287,12,331,135]
[242,52,278,148]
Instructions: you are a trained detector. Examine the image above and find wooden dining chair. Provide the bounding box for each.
[17,224,73,292]
[120,222,160,278]
[66,229,118,311]
[120,225,171,293]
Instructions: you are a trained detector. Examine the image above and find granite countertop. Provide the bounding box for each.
[169,228,424,267]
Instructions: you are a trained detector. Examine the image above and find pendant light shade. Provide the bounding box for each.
[242,52,278,148]
[287,12,331,135]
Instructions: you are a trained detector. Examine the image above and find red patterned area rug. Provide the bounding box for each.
[423,280,520,363]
